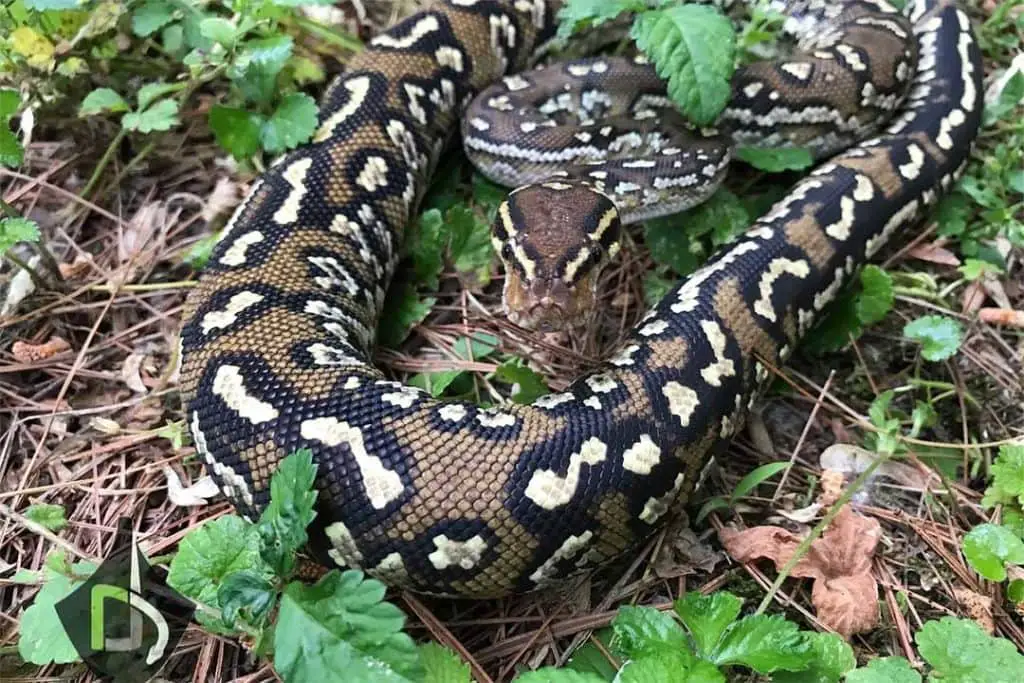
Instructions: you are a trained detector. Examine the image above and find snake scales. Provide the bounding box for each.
[180,0,983,597]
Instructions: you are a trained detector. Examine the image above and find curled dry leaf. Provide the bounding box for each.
[720,505,882,638]
[58,253,93,280]
[962,279,988,315]
[907,242,961,267]
[653,526,724,579]
[954,587,995,635]
[11,336,71,363]
[201,176,243,224]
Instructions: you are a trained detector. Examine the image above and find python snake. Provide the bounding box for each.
[180,0,983,597]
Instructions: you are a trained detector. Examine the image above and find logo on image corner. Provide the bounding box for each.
[55,517,195,682]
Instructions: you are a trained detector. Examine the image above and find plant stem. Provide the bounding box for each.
[80,128,126,201]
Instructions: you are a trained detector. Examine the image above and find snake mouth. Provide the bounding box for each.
[502,270,597,332]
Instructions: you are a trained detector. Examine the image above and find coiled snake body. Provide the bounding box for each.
[180,0,982,597]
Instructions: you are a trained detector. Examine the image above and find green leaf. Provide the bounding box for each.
[0,88,20,119]
[674,591,742,658]
[0,217,41,253]
[611,605,689,661]
[644,216,702,275]
[855,265,893,324]
[1002,507,1024,538]
[513,669,607,683]
[917,616,1024,682]
[982,443,1024,508]
[137,82,184,111]
[643,270,675,306]
[630,4,736,126]
[256,448,318,576]
[556,0,647,40]
[218,568,277,628]
[805,289,862,353]
[167,515,270,633]
[380,284,435,347]
[233,35,293,106]
[17,561,96,665]
[79,87,129,116]
[983,71,1024,126]
[183,232,220,268]
[274,570,421,682]
[959,258,1003,281]
[772,632,854,683]
[0,127,23,168]
[24,0,81,8]
[962,523,1024,581]
[209,106,262,160]
[730,462,789,503]
[122,98,180,133]
[420,643,472,683]
[132,0,176,37]
[200,17,238,46]
[447,204,493,284]
[1008,579,1024,604]
[566,628,618,680]
[845,657,921,683]
[24,503,67,532]
[902,315,963,362]
[410,209,446,290]
[710,614,813,673]
[494,359,549,404]
[734,147,814,173]
[260,93,318,154]
[935,192,971,237]
[618,652,717,683]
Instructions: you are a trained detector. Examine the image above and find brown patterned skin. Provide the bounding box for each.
[179,0,983,598]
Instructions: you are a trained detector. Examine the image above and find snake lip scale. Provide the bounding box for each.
[180,0,983,598]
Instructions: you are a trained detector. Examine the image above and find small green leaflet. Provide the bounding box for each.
[199,17,238,47]
[631,4,736,126]
[132,0,177,37]
[217,569,277,629]
[981,443,1024,508]
[209,106,263,160]
[379,284,434,347]
[902,315,963,361]
[24,503,67,532]
[962,523,1024,581]
[729,461,790,503]
[0,87,22,167]
[261,94,319,154]
[512,669,606,683]
[707,614,812,673]
[123,99,180,133]
[845,657,921,683]
[853,265,893,324]
[772,632,855,683]
[916,617,1024,682]
[17,560,97,665]
[80,88,130,116]
[734,147,814,173]
[257,449,318,576]
[675,592,742,658]
[611,605,690,661]
[493,359,549,404]
[556,0,647,40]
[0,217,41,254]
[807,265,893,353]
[420,643,472,683]
[411,333,499,397]
[274,570,422,683]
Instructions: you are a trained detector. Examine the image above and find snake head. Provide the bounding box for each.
[495,179,621,332]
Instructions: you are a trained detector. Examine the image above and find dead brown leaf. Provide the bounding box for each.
[719,505,881,638]
[907,242,961,267]
[954,587,995,635]
[12,336,71,363]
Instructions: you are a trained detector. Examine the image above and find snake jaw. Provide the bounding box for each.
[502,268,598,332]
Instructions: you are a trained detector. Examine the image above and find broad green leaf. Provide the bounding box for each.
[845,656,921,683]
[494,359,549,404]
[199,17,238,46]
[137,82,184,111]
[0,217,41,252]
[630,5,736,126]
[982,443,1024,508]
[710,614,813,673]
[209,106,262,160]
[556,0,647,40]
[379,284,434,346]
[471,172,506,220]
[610,605,689,661]
[959,258,1004,281]
[12,26,55,70]
[917,617,1024,682]
[260,93,318,154]
[772,632,855,683]
[935,192,971,237]
[167,515,269,633]
[447,204,493,284]
[0,89,20,119]
[513,669,606,683]
[233,35,294,105]
[617,652,718,683]
[218,568,277,628]
[420,643,472,683]
[256,449,318,576]
[79,88,129,116]
[730,462,790,503]
[855,265,893,324]
[962,523,1024,581]
[453,333,498,360]
[902,315,963,362]
[674,591,742,658]
[274,570,421,682]
[24,503,67,532]
[122,98,180,133]
[734,146,814,173]
[410,208,446,290]
[17,561,96,665]
[131,0,176,37]
[1008,578,1024,603]
[565,628,618,680]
